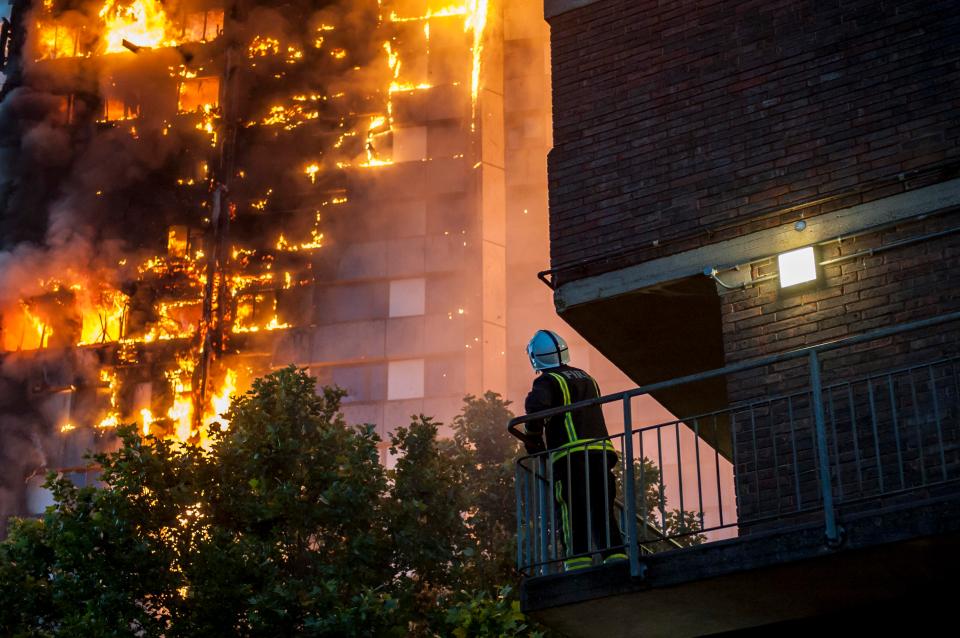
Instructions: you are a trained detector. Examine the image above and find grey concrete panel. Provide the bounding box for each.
[425,234,470,273]
[312,320,386,362]
[426,158,469,196]
[387,236,426,278]
[324,283,389,323]
[337,241,388,280]
[385,316,426,358]
[425,355,466,397]
[332,363,387,404]
[424,312,466,353]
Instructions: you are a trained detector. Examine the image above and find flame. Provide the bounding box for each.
[167,395,193,443]
[466,0,489,121]
[60,423,76,433]
[23,304,52,350]
[78,288,127,345]
[96,368,121,429]
[203,368,236,431]
[231,315,290,334]
[98,0,177,54]
[140,408,154,436]
[248,36,280,57]
[389,4,469,22]
[165,356,195,443]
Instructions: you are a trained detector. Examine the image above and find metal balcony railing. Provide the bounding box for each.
[509,312,960,578]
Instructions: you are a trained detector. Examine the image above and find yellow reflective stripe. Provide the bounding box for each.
[548,372,578,443]
[555,479,572,551]
[564,556,592,571]
[550,440,616,463]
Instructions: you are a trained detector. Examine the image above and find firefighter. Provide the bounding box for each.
[523,329,626,570]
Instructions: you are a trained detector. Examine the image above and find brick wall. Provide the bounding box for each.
[720,216,960,530]
[548,0,960,283]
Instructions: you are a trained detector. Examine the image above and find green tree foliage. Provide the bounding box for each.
[443,586,543,638]
[0,367,546,637]
[448,392,521,590]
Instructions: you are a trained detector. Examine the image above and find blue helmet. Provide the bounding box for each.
[526,330,570,371]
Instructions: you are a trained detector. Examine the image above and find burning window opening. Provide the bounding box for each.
[32,0,224,60]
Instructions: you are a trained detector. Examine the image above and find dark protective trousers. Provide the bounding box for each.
[553,450,624,566]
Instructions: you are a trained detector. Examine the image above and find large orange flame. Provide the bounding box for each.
[98,0,176,53]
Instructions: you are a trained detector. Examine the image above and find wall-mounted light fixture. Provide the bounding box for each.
[777,246,818,288]
[705,213,960,292]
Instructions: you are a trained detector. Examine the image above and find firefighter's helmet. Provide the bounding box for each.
[526,330,570,371]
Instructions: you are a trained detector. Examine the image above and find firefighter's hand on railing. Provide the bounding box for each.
[507,418,545,453]
[524,436,546,455]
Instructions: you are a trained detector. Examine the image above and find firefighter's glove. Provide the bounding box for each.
[524,436,546,456]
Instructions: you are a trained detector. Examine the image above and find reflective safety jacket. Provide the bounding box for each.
[523,364,616,462]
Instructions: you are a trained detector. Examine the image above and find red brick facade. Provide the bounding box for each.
[547,0,960,534]
[547,0,960,282]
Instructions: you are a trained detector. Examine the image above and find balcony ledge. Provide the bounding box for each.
[521,492,960,637]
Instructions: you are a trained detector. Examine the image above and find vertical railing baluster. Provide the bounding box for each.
[846,383,863,496]
[827,386,844,500]
[622,397,641,577]
[771,400,782,515]
[584,442,593,559]
[548,455,557,570]
[713,415,724,528]
[750,404,760,516]
[515,461,524,573]
[675,422,685,534]
[731,413,742,522]
[656,425,666,537]
[867,380,885,495]
[602,439,611,551]
[810,351,840,545]
[787,395,802,512]
[693,418,705,532]
[566,451,573,565]
[928,366,946,481]
[908,370,927,486]
[638,428,647,543]
[525,459,534,570]
[538,456,549,576]
[888,375,906,490]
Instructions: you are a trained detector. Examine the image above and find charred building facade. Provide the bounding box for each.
[0,0,632,531]
[517,0,960,635]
